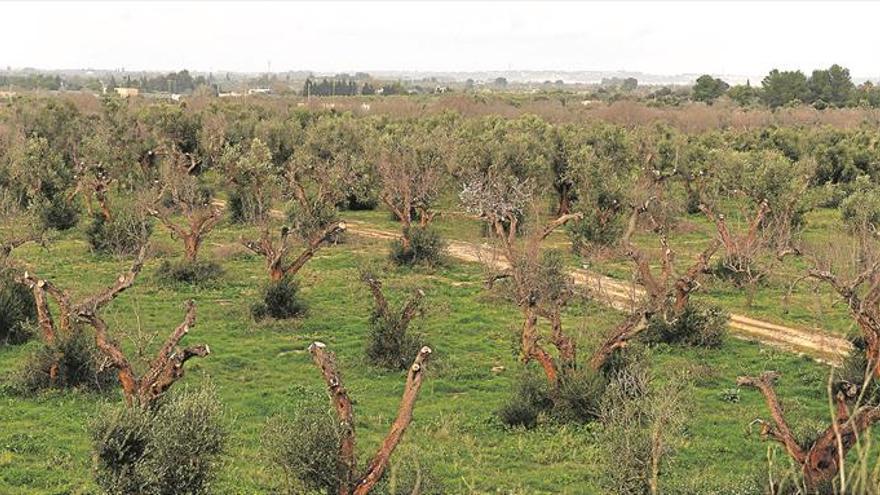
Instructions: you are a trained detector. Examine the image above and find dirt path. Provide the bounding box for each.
[344,221,853,365]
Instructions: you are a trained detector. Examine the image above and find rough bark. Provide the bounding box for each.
[738,371,880,489]
[149,206,223,263]
[16,246,147,387]
[309,342,432,495]
[86,300,209,407]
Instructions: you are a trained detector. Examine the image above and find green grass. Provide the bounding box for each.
[0,214,872,494]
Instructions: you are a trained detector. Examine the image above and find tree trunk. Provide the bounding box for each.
[521,308,558,386]
[183,234,199,263]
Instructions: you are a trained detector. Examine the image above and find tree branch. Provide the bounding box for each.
[353,346,433,495]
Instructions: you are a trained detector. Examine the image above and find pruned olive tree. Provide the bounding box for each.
[306,342,432,495]
[740,235,880,490]
[461,170,582,388]
[15,247,147,389]
[241,114,358,318]
[376,118,449,265]
[148,146,223,265]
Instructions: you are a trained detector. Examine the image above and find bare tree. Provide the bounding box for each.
[17,246,147,384]
[588,229,719,371]
[148,148,222,263]
[737,371,880,490]
[308,342,432,495]
[240,222,347,282]
[84,300,209,407]
[462,173,582,387]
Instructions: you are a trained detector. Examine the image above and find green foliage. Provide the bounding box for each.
[13,330,117,393]
[86,207,152,256]
[0,270,36,345]
[497,369,553,429]
[365,289,426,370]
[498,368,607,428]
[262,401,342,494]
[92,386,226,495]
[807,64,854,108]
[250,276,308,320]
[643,302,729,348]
[156,259,223,285]
[692,75,730,104]
[761,69,810,108]
[840,175,880,235]
[220,138,278,224]
[36,196,80,231]
[389,226,446,267]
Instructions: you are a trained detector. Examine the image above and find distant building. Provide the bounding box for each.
[115,87,139,98]
[219,92,243,98]
[247,88,271,95]
[0,91,16,99]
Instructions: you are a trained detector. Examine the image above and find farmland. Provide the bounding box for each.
[2,92,880,494]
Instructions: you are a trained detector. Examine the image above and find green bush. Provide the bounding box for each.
[552,369,608,423]
[643,302,729,348]
[36,196,79,231]
[497,370,551,429]
[251,276,307,320]
[227,187,269,224]
[86,208,152,256]
[14,331,117,393]
[263,402,342,494]
[156,260,223,285]
[0,270,36,345]
[389,226,446,267]
[92,386,226,495]
[568,206,624,252]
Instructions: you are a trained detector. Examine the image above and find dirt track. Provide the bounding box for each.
[344,221,854,365]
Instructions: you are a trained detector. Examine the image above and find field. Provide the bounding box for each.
[0,206,859,494]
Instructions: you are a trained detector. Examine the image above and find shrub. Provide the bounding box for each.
[156,260,223,285]
[497,370,551,429]
[86,208,152,256]
[389,226,446,267]
[250,276,307,320]
[263,402,342,494]
[568,206,624,252]
[552,369,608,423]
[642,302,729,348]
[0,270,36,345]
[227,187,270,224]
[92,386,226,495]
[36,196,79,231]
[498,367,608,428]
[342,192,378,211]
[365,291,426,370]
[14,330,117,393]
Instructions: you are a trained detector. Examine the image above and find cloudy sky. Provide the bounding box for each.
[3,1,878,77]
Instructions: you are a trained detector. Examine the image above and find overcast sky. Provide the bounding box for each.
[3,1,878,77]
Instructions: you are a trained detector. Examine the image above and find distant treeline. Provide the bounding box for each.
[3,64,880,109]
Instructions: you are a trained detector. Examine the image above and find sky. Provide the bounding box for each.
[2,1,879,78]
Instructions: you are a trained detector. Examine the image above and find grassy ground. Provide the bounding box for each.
[0,213,868,494]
